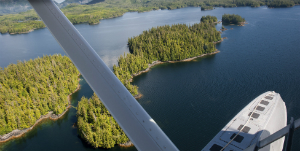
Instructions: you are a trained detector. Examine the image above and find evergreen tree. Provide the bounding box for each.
[77,93,129,149]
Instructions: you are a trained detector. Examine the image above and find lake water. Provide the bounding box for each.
[0,6,300,151]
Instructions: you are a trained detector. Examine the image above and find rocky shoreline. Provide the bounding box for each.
[214,37,227,44]
[119,141,134,147]
[9,29,36,35]
[238,22,247,26]
[129,50,220,99]
[0,81,81,143]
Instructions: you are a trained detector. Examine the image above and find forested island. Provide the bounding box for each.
[77,94,129,148]
[113,20,221,96]
[0,55,79,140]
[222,14,246,25]
[1,0,298,34]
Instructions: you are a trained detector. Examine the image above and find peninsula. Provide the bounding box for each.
[0,55,80,142]
[113,19,221,97]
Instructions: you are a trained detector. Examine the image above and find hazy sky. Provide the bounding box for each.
[54,0,65,3]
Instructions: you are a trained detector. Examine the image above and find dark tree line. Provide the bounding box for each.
[268,0,295,7]
[201,5,213,10]
[77,93,129,148]
[1,0,298,34]
[113,21,221,96]
[0,55,79,135]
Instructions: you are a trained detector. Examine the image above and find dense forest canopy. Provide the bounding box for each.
[77,93,129,148]
[113,21,221,96]
[201,5,214,10]
[201,15,218,23]
[222,14,245,24]
[201,5,213,10]
[0,55,79,135]
[0,0,298,34]
[268,0,295,7]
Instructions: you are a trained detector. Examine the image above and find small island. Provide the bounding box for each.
[77,94,130,148]
[222,14,246,25]
[0,55,80,142]
[201,5,213,11]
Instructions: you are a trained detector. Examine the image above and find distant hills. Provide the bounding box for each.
[0,0,32,14]
[0,0,96,15]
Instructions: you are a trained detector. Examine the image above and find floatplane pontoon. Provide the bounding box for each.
[203,91,287,151]
[28,0,299,150]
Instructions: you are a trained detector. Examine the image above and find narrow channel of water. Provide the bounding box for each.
[0,6,299,151]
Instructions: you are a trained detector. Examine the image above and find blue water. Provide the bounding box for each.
[0,6,300,151]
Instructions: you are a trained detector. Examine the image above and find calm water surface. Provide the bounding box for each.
[0,6,300,151]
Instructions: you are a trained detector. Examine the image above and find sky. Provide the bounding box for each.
[54,0,65,3]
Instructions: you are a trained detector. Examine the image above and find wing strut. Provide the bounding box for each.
[27,0,179,150]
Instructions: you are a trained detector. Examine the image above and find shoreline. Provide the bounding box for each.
[119,141,134,148]
[123,50,222,147]
[9,28,38,35]
[0,78,81,143]
[129,50,220,99]
[4,5,250,35]
[129,49,220,84]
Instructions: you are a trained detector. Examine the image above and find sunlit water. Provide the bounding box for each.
[0,6,299,151]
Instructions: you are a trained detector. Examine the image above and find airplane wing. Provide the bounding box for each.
[27,0,179,150]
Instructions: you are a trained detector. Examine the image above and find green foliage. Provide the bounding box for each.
[201,15,218,23]
[201,5,213,10]
[0,55,79,135]
[113,22,221,96]
[77,93,129,148]
[222,14,245,24]
[267,0,295,7]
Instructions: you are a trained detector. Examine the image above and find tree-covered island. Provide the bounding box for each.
[0,55,79,138]
[113,20,221,97]
[222,14,246,25]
